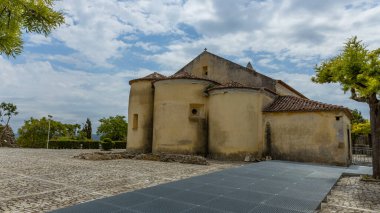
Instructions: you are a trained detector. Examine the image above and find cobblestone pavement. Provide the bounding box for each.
[319,176,380,213]
[0,148,240,213]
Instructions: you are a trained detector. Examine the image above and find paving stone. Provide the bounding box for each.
[0,148,239,212]
[319,176,380,212]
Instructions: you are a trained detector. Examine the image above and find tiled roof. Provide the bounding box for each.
[215,81,245,88]
[142,72,166,79]
[129,72,166,84]
[169,71,199,79]
[264,95,352,117]
[207,81,277,96]
[159,71,219,84]
[208,81,250,90]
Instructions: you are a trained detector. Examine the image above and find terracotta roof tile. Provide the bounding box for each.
[207,81,277,96]
[129,72,166,84]
[169,71,199,79]
[214,81,245,88]
[141,72,166,79]
[263,95,352,117]
[160,71,219,84]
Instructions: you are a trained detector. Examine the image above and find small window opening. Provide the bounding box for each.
[189,104,203,119]
[203,66,208,76]
[133,114,138,129]
[336,116,341,121]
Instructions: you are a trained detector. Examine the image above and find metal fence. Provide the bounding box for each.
[352,146,372,166]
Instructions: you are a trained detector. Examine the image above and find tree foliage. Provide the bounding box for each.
[0,0,65,57]
[97,115,128,141]
[352,121,371,135]
[17,117,80,148]
[0,102,18,143]
[0,102,18,125]
[80,118,92,140]
[351,109,366,124]
[312,36,380,178]
[312,36,380,100]
[350,109,371,145]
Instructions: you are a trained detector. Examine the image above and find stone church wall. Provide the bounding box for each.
[263,111,352,166]
[208,88,274,160]
[179,52,276,91]
[152,79,212,155]
[127,80,154,153]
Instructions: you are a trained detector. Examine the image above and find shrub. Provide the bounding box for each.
[49,140,100,149]
[113,141,127,149]
[101,138,113,151]
[46,139,125,149]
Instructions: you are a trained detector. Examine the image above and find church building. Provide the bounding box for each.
[127,50,352,166]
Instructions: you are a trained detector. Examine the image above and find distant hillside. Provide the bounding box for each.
[92,134,100,141]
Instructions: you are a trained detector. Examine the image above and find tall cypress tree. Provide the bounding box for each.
[81,118,92,140]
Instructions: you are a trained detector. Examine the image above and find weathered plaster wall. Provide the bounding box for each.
[264,111,352,166]
[127,81,154,153]
[208,89,275,160]
[152,79,211,155]
[180,52,276,90]
[275,82,304,98]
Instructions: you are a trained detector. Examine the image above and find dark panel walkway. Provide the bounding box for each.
[52,161,372,213]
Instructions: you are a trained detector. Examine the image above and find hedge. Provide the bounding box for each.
[113,141,127,149]
[49,140,127,149]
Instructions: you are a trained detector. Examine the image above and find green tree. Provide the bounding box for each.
[63,123,80,139]
[351,109,366,124]
[0,102,18,144]
[0,0,65,57]
[81,118,92,140]
[97,115,128,141]
[312,36,380,178]
[17,117,78,148]
[352,121,371,136]
[350,109,371,145]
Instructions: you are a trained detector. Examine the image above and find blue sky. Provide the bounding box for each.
[1,0,379,132]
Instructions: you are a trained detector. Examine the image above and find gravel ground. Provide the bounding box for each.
[319,176,380,213]
[0,148,240,213]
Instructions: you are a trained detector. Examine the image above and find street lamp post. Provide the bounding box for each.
[47,115,52,149]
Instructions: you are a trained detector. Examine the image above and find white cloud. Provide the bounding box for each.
[46,0,185,67]
[134,42,162,52]
[53,0,132,67]
[6,0,379,131]
[257,58,279,70]
[146,0,380,68]
[0,57,155,131]
[23,0,380,70]
[270,71,369,118]
[25,34,52,46]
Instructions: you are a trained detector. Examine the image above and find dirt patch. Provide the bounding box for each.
[74,152,209,165]
[74,152,125,160]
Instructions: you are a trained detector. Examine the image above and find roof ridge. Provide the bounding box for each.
[220,80,245,87]
[169,71,198,79]
[129,72,166,85]
[174,51,276,81]
[264,95,352,118]
[151,71,219,84]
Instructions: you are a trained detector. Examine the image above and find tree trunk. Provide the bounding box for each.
[369,94,380,179]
